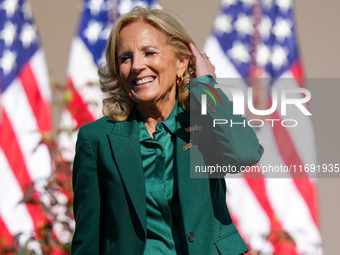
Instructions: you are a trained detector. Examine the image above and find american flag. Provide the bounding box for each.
[59,0,161,161]
[0,0,52,251]
[204,0,322,254]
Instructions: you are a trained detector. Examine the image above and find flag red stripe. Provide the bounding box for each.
[290,61,312,113]
[0,215,13,250]
[66,78,95,127]
[291,60,305,80]
[244,174,281,230]
[0,112,33,190]
[271,109,319,227]
[0,111,47,230]
[19,64,52,132]
[244,173,284,254]
[243,172,299,254]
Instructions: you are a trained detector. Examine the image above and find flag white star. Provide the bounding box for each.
[259,16,272,41]
[214,14,233,35]
[0,49,17,75]
[87,0,105,16]
[118,0,133,15]
[221,0,237,8]
[20,23,37,48]
[275,0,293,13]
[256,44,271,67]
[271,44,288,70]
[240,0,255,8]
[1,0,19,18]
[104,1,113,11]
[100,25,112,40]
[227,41,251,65]
[150,2,162,9]
[262,0,273,9]
[234,13,254,37]
[83,20,103,44]
[272,17,292,42]
[0,21,17,47]
[21,2,32,20]
[134,1,149,9]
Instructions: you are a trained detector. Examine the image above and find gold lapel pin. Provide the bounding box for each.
[185,124,202,133]
[183,140,192,151]
[182,124,202,151]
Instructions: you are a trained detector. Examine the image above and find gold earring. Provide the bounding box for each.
[177,75,183,86]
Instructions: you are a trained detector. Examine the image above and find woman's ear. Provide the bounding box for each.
[177,53,190,76]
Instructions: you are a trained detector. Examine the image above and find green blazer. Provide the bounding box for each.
[71,77,264,255]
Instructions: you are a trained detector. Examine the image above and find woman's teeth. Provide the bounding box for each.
[135,77,155,85]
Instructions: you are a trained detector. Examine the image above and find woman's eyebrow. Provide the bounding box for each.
[118,46,159,56]
[117,50,131,57]
[141,46,159,51]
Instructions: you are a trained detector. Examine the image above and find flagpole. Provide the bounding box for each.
[108,0,120,24]
[248,0,269,121]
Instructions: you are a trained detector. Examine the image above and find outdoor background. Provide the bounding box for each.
[29,0,340,253]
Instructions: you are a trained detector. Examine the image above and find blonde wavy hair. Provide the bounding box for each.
[99,6,196,121]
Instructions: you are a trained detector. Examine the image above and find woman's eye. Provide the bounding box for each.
[119,56,130,63]
[145,51,156,56]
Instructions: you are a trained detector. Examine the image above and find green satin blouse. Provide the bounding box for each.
[137,100,185,255]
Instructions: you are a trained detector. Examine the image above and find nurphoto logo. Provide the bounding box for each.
[200,83,311,128]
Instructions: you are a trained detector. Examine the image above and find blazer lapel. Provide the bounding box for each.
[107,109,147,234]
[175,106,192,208]
[106,105,205,234]
[176,106,207,218]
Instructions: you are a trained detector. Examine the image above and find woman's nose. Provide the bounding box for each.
[131,54,146,73]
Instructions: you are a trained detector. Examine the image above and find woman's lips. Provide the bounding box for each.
[133,76,156,87]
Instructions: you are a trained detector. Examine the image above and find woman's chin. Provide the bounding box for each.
[130,84,159,103]
[130,93,158,105]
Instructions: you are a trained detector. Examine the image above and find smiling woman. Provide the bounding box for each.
[71,6,263,255]
[117,21,186,130]
[99,7,195,123]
